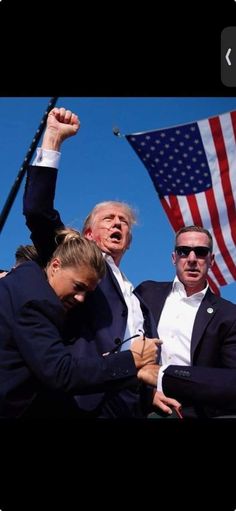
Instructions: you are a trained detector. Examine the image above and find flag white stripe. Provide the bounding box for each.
[221,112,236,190]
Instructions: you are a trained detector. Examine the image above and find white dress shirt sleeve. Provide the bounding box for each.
[32,147,61,169]
[157,364,168,392]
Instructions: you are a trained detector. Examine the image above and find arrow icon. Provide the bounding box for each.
[226,48,232,66]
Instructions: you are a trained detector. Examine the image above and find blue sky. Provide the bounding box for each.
[0,97,236,303]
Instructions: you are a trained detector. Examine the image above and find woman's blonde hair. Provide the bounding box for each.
[48,227,106,279]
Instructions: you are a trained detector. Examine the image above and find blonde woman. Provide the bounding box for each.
[0,228,158,418]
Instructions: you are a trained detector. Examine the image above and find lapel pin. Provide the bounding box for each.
[207,307,214,314]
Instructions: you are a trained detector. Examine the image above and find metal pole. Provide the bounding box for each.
[0,97,58,233]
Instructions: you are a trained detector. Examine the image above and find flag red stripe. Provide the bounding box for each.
[187,195,203,226]
[210,262,227,286]
[187,195,226,285]
[205,188,236,279]
[160,197,184,231]
[230,111,236,142]
[209,116,236,244]
[207,274,220,295]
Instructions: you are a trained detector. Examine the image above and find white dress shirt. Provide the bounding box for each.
[105,255,144,349]
[157,276,208,391]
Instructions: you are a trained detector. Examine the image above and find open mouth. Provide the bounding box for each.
[110,232,122,241]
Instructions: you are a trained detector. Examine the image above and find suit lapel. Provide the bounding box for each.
[134,290,157,337]
[104,262,127,305]
[191,289,219,361]
[154,283,173,327]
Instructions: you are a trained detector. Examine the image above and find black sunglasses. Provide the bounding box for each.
[175,246,211,258]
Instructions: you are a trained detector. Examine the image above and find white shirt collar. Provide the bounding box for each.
[172,275,209,300]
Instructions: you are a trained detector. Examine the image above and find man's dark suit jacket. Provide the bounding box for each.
[0,261,139,418]
[135,280,236,417]
[23,165,157,417]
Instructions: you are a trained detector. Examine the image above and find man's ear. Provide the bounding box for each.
[209,253,215,268]
[84,228,93,240]
[172,252,176,265]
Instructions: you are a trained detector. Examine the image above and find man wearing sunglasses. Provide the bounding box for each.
[136,225,236,418]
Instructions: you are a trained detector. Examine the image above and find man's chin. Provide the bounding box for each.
[105,243,124,254]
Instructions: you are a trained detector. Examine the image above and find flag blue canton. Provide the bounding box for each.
[127,122,212,197]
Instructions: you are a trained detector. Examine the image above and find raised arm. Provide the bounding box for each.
[23,108,80,265]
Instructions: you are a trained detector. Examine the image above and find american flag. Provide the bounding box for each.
[126,110,236,294]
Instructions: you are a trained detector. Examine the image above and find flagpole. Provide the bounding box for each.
[112,126,124,137]
[0,97,59,234]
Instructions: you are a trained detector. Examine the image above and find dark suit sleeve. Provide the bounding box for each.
[13,299,137,394]
[163,365,236,406]
[23,165,64,265]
